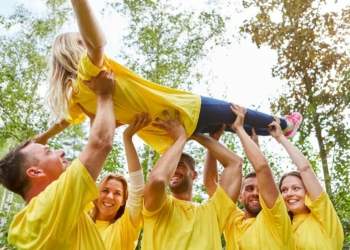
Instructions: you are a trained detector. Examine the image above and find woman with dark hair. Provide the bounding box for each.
[268,118,344,250]
[89,113,150,250]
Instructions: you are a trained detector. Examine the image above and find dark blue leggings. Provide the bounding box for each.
[193,96,287,136]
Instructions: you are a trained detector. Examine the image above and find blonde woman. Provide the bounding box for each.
[89,113,150,249]
[268,119,344,250]
[35,0,302,153]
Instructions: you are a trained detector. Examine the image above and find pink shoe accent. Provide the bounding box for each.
[283,112,303,139]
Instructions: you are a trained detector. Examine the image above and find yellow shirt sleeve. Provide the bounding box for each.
[8,159,105,250]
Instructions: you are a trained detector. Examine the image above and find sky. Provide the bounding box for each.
[0,0,285,111]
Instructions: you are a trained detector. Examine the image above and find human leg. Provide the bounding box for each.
[194,96,301,138]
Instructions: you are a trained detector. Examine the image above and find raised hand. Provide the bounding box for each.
[124,112,152,138]
[209,124,226,141]
[228,104,246,132]
[268,116,283,142]
[251,128,259,147]
[83,70,115,97]
[153,110,187,141]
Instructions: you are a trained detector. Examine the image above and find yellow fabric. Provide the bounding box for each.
[141,185,235,250]
[95,208,142,250]
[8,159,105,250]
[67,52,201,153]
[291,191,344,250]
[224,194,293,250]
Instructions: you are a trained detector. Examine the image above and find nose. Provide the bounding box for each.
[55,150,66,157]
[252,188,259,196]
[286,189,293,196]
[107,192,113,199]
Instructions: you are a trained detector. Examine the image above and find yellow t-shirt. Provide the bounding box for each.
[95,208,142,250]
[141,185,235,250]
[292,191,344,250]
[8,159,105,250]
[224,194,293,250]
[67,53,201,153]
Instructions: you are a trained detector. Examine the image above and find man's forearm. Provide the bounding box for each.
[90,94,115,145]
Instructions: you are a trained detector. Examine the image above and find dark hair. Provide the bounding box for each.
[241,171,257,191]
[90,173,129,223]
[278,171,303,221]
[181,152,195,171]
[0,139,34,199]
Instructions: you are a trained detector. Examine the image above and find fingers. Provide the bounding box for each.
[271,115,280,124]
[209,124,226,141]
[251,127,257,136]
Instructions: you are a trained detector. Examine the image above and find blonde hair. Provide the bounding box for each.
[90,173,129,224]
[46,32,86,122]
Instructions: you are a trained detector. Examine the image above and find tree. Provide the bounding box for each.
[0,1,79,248]
[240,0,350,246]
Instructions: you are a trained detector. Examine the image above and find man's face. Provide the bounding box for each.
[22,143,69,183]
[239,177,262,218]
[169,156,197,194]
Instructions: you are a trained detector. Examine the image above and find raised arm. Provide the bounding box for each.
[203,124,226,197]
[33,119,71,145]
[123,112,151,227]
[70,0,106,67]
[192,132,242,202]
[78,71,115,181]
[268,119,322,201]
[229,104,279,208]
[143,110,187,212]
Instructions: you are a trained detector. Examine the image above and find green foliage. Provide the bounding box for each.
[241,0,350,247]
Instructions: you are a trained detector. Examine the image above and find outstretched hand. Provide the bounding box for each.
[251,128,259,147]
[268,116,284,142]
[209,124,226,141]
[124,112,151,138]
[228,104,246,132]
[33,133,48,145]
[153,110,187,141]
[83,70,115,96]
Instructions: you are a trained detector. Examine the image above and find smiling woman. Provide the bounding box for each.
[85,113,150,250]
[269,120,344,250]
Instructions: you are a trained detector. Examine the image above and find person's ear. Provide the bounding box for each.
[193,170,198,180]
[27,167,44,178]
[238,192,243,202]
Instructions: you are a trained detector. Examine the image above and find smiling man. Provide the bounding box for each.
[204,104,294,250]
[0,71,116,250]
[142,110,242,250]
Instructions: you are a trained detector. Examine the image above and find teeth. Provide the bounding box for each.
[288,200,298,203]
[172,177,180,181]
[103,202,113,207]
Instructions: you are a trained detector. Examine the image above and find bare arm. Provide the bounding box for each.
[192,132,242,202]
[123,113,151,173]
[229,104,279,208]
[269,120,323,201]
[78,71,115,181]
[251,128,260,147]
[33,120,71,145]
[70,0,106,67]
[143,110,187,212]
[203,125,226,197]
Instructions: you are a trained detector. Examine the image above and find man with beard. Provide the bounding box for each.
[204,105,293,249]
[141,109,243,250]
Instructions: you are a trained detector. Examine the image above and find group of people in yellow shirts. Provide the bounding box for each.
[0,0,344,249]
